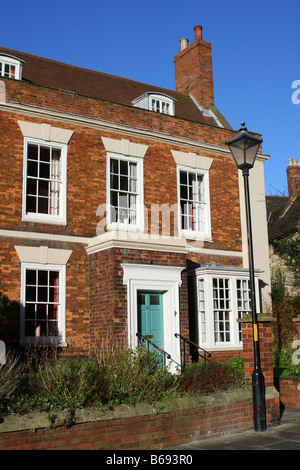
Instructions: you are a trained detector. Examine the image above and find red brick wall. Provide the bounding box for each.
[0,69,243,357]
[89,248,187,353]
[0,237,90,354]
[0,110,242,252]
[241,318,275,387]
[276,377,300,411]
[0,394,280,450]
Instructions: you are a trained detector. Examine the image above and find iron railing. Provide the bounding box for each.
[175,333,211,368]
[136,333,181,369]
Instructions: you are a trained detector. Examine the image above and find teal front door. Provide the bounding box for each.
[137,292,164,351]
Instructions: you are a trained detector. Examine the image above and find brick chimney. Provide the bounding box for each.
[287,159,300,199]
[174,25,214,109]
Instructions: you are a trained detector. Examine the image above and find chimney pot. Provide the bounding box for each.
[287,158,300,198]
[194,25,203,41]
[180,38,189,51]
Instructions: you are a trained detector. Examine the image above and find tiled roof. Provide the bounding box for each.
[0,47,224,127]
[267,195,300,241]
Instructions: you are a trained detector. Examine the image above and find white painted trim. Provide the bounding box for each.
[0,229,243,259]
[171,150,213,170]
[122,263,184,373]
[101,136,148,158]
[15,246,72,265]
[0,229,90,245]
[86,231,188,255]
[18,121,74,144]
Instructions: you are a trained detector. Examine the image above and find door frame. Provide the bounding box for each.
[122,263,184,373]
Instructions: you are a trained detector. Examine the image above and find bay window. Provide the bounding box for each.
[193,266,260,350]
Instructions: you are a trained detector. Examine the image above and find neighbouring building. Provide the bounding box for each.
[267,159,300,297]
[0,26,272,371]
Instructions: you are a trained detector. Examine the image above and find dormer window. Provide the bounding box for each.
[0,54,24,80]
[132,92,176,116]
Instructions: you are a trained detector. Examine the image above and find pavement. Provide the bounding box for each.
[170,409,300,450]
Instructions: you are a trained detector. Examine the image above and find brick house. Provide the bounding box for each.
[0,26,272,372]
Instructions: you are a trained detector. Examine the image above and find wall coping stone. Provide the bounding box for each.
[237,314,276,323]
[0,387,278,434]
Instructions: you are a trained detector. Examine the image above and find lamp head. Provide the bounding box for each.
[225,122,263,171]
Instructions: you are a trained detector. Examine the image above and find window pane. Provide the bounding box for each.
[25,303,35,320]
[28,144,38,160]
[150,294,160,305]
[110,158,119,174]
[120,160,128,175]
[37,304,47,320]
[40,146,50,162]
[26,269,36,285]
[111,174,119,190]
[26,195,36,213]
[38,196,49,214]
[27,160,38,177]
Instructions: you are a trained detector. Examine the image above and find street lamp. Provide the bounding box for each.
[226,122,266,432]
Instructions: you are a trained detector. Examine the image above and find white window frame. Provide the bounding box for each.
[0,54,23,80]
[106,151,144,232]
[20,262,66,346]
[177,165,211,240]
[194,267,260,350]
[22,137,67,225]
[150,94,174,115]
[132,92,176,116]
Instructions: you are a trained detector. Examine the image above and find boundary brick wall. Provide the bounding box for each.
[275,377,300,411]
[0,388,280,450]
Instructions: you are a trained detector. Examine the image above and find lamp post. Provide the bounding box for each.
[226,122,266,432]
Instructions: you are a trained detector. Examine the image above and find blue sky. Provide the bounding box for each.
[1,0,300,195]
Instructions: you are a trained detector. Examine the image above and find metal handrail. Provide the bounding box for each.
[175,333,211,367]
[136,333,181,369]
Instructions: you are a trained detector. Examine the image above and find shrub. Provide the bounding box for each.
[0,348,25,400]
[0,348,246,415]
[37,356,101,410]
[272,298,299,367]
[178,359,245,394]
[97,346,177,405]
